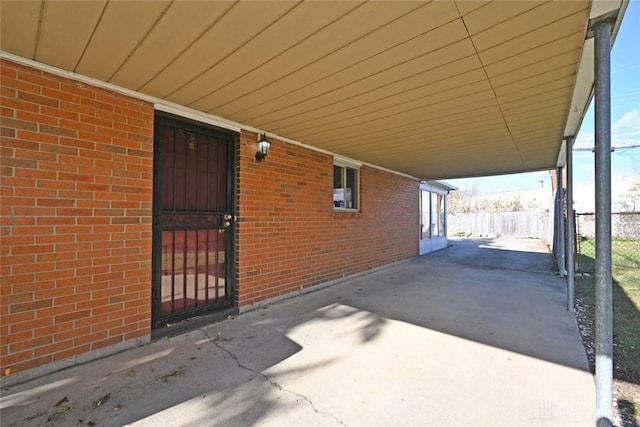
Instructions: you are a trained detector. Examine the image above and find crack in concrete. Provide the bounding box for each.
[200,328,347,427]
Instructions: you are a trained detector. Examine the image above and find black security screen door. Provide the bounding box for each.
[152,113,236,328]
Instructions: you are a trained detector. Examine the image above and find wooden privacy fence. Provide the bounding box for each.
[447,210,553,242]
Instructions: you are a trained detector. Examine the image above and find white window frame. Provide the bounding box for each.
[333,157,361,212]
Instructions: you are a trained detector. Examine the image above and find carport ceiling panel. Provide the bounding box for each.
[493,65,579,111]
[189,0,366,113]
[0,0,597,180]
[109,1,235,89]
[261,58,487,136]
[242,33,476,129]
[510,125,566,143]
[216,19,469,122]
[35,1,107,71]
[323,107,507,151]
[196,1,463,119]
[455,1,492,16]
[289,89,499,144]
[354,127,514,162]
[466,1,589,53]
[500,100,575,142]
[482,32,584,79]
[497,78,574,106]
[381,148,524,180]
[319,135,520,176]
[174,2,423,109]
[0,1,40,58]
[500,86,575,115]
[295,74,493,138]
[326,116,507,158]
[459,1,544,35]
[139,1,298,99]
[310,99,503,152]
[476,12,590,67]
[364,127,515,158]
[75,1,171,82]
[489,50,582,90]
[507,105,571,132]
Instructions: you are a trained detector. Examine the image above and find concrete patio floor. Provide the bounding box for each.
[0,237,595,426]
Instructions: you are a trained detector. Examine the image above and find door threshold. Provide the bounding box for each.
[151,306,239,340]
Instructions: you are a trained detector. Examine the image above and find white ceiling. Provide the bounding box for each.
[0,0,627,179]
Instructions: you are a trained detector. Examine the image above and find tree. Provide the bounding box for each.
[447,186,479,214]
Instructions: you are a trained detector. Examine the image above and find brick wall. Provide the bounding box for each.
[0,58,420,379]
[236,130,420,305]
[0,59,153,377]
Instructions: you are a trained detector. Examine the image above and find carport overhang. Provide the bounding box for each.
[0,0,628,180]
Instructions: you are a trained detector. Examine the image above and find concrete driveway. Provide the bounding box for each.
[1,237,594,426]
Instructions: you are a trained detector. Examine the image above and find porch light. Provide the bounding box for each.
[255,134,271,162]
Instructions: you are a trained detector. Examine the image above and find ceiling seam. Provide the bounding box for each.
[294,95,498,139]
[162,1,304,100]
[474,8,590,60]
[238,36,470,123]
[237,35,472,123]
[260,70,489,133]
[500,84,574,109]
[293,94,499,142]
[73,0,109,73]
[505,102,571,120]
[187,1,372,109]
[277,87,496,138]
[135,0,238,92]
[255,58,485,129]
[325,110,505,148]
[195,1,434,110]
[462,0,550,39]
[504,87,573,108]
[324,107,505,147]
[329,119,510,151]
[487,46,582,81]
[453,1,526,167]
[210,3,467,115]
[481,30,584,69]
[491,64,578,95]
[106,0,174,82]
[32,0,45,60]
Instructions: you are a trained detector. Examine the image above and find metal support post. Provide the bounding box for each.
[556,167,565,277]
[566,136,575,311]
[594,17,613,427]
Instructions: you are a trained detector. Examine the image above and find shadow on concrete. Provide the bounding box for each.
[1,237,595,426]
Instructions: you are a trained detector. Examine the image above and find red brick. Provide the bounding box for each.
[1,58,418,381]
[1,59,153,375]
[17,91,59,108]
[17,71,61,90]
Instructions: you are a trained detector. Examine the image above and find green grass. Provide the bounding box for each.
[576,238,640,377]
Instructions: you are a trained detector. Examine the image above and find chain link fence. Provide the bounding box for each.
[575,212,640,272]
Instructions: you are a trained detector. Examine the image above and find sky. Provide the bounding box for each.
[447,1,640,194]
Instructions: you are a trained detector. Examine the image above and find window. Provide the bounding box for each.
[421,190,430,239]
[333,164,359,210]
[420,189,446,239]
[431,192,445,237]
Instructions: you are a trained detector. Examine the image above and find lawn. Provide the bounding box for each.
[574,238,640,425]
